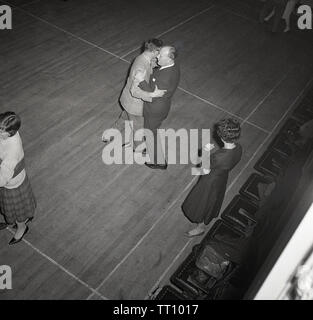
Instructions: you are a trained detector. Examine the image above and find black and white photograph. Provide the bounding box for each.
[1,0,313,306]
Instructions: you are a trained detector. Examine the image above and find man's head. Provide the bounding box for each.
[144,38,163,59]
[157,46,177,67]
[0,111,21,140]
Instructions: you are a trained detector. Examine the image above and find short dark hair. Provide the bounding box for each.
[0,111,21,137]
[167,46,178,60]
[216,118,241,143]
[144,38,163,52]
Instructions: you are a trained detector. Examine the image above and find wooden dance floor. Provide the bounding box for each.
[0,0,312,299]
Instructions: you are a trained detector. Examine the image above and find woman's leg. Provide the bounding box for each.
[259,0,276,22]
[271,1,286,32]
[282,0,298,32]
[13,219,27,240]
[265,8,276,21]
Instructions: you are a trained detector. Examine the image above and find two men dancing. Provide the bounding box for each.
[119,39,180,169]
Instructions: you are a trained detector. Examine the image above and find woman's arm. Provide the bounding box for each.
[192,144,215,175]
[0,160,15,187]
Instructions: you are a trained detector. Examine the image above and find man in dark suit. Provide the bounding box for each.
[143,46,180,170]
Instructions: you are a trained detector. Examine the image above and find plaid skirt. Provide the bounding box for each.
[0,175,36,224]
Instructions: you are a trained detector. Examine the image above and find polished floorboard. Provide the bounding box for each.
[0,0,312,299]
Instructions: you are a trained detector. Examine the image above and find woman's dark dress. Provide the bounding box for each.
[182,144,242,225]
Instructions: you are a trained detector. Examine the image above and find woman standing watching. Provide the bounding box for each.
[182,118,242,237]
[0,111,36,245]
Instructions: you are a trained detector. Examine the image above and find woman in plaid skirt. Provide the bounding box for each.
[0,111,36,245]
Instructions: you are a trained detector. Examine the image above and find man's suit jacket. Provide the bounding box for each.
[144,63,180,123]
[119,53,153,116]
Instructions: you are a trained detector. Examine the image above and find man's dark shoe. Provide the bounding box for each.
[145,162,167,170]
[0,222,8,230]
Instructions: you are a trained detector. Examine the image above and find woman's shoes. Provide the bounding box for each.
[9,226,29,245]
[185,229,205,238]
[283,26,290,33]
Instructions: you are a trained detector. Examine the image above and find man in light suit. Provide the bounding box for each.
[143,46,181,170]
[119,39,166,150]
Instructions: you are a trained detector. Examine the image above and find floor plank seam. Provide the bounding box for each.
[5,228,109,300]
[178,86,270,133]
[242,67,293,125]
[2,1,129,64]
[120,4,216,59]
[20,0,42,8]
